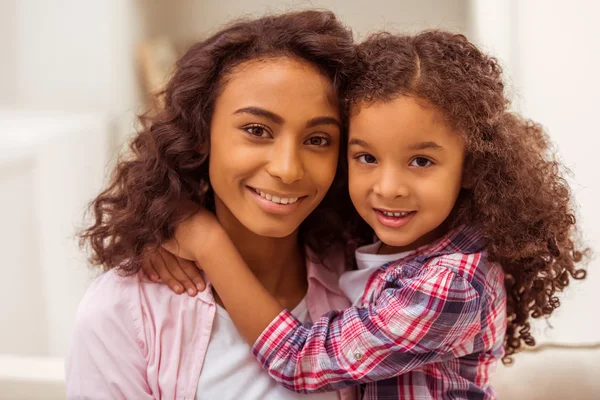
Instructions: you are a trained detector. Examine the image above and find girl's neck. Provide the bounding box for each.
[213,198,307,307]
[378,223,449,255]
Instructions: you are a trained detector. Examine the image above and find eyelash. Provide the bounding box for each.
[354,153,377,164]
[304,136,330,147]
[409,157,434,168]
[243,124,271,138]
[353,154,435,168]
[242,124,330,147]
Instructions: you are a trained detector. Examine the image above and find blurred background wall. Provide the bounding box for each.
[0,1,597,398]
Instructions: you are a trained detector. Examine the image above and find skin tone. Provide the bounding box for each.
[145,56,341,312]
[156,95,467,346]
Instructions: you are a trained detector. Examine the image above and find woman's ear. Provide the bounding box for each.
[199,138,209,155]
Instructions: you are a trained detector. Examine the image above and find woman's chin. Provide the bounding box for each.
[246,223,300,239]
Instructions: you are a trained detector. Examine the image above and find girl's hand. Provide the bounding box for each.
[142,248,206,296]
[162,206,223,261]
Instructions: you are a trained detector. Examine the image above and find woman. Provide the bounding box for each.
[66,10,357,400]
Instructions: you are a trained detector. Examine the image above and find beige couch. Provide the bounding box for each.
[492,347,600,399]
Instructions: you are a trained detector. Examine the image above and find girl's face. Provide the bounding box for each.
[209,57,341,238]
[348,96,466,252]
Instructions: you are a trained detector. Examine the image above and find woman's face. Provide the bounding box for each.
[209,57,341,238]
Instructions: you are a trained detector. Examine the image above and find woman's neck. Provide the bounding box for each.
[213,198,307,307]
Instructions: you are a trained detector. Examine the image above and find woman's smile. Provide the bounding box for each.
[247,186,308,215]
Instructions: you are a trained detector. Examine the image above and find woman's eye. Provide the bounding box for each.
[305,136,329,146]
[410,157,433,167]
[243,125,270,138]
[356,154,377,164]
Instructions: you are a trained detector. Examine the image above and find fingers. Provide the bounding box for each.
[141,259,159,282]
[158,249,201,297]
[177,257,206,292]
[150,253,184,295]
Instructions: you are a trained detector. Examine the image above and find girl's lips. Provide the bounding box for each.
[374,209,416,228]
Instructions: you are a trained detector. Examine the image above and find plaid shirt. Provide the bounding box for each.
[252,225,507,399]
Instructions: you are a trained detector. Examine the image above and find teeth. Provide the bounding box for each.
[254,189,299,205]
[383,211,410,217]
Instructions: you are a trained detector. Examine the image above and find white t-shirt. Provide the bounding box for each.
[196,297,337,400]
[339,241,412,305]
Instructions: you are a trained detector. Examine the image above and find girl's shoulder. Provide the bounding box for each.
[407,224,493,282]
[424,251,504,300]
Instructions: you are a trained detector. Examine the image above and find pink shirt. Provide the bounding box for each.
[65,250,357,400]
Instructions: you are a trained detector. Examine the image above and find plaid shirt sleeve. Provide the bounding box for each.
[251,264,482,393]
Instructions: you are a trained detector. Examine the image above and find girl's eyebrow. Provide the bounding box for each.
[348,138,369,147]
[407,141,443,151]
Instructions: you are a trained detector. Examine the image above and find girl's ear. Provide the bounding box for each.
[461,171,474,189]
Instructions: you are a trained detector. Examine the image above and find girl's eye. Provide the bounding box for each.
[243,124,270,138]
[410,157,433,167]
[356,153,377,164]
[304,136,330,146]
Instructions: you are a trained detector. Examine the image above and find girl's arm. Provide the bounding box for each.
[163,210,485,393]
[161,208,284,343]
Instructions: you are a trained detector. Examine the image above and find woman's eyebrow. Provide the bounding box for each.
[233,107,284,124]
[306,116,341,129]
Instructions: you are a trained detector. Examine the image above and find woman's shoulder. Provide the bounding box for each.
[74,270,146,332]
[80,269,142,302]
[77,268,202,319]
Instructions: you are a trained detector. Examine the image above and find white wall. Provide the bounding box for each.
[0,112,109,358]
[0,157,47,356]
[0,0,145,144]
[515,1,600,344]
[0,1,19,106]
[143,0,469,43]
[0,0,143,358]
[470,1,600,345]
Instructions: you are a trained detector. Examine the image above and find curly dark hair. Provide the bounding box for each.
[346,30,589,361]
[79,10,357,274]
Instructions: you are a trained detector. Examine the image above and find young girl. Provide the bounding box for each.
[152,30,588,398]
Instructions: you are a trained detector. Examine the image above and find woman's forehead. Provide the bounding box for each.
[215,57,340,120]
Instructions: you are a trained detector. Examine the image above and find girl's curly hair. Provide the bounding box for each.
[347,30,589,360]
[79,10,357,274]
